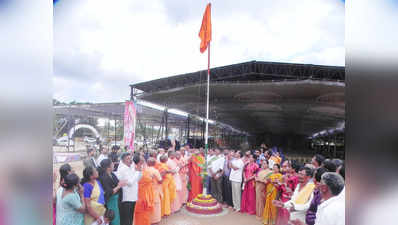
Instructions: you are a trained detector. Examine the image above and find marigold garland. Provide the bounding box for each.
[197,194,212,198]
[194,198,215,203]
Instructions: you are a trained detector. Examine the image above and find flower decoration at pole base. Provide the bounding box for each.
[186,194,223,215]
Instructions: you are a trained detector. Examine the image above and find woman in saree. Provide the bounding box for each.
[241,154,259,215]
[255,160,272,220]
[263,164,283,225]
[275,175,292,225]
[56,173,86,225]
[98,159,127,225]
[81,166,106,225]
[55,163,74,225]
[284,160,299,192]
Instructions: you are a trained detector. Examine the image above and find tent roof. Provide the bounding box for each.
[130,61,345,136]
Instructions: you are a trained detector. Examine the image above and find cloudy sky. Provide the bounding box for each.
[53,0,345,103]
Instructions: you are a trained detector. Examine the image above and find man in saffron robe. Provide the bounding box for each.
[188,149,204,201]
[134,156,155,225]
[175,151,188,205]
[155,155,176,217]
[146,157,163,225]
[167,151,182,213]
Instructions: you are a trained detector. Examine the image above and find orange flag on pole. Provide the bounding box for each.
[199,3,212,53]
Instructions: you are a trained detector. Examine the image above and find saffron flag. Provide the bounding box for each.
[123,100,136,152]
[199,3,212,53]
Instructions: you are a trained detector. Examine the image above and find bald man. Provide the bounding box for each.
[145,158,163,225]
[156,155,176,217]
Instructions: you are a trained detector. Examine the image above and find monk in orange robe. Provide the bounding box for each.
[175,151,188,205]
[145,157,163,225]
[155,155,176,217]
[167,151,182,213]
[188,149,204,201]
[134,159,154,225]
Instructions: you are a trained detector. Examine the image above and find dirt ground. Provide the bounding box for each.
[53,160,85,184]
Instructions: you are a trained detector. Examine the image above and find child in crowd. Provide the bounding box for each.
[91,209,115,225]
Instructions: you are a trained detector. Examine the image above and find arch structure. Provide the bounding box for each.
[69,124,100,139]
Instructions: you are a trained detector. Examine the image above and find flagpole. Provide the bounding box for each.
[204,42,210,195]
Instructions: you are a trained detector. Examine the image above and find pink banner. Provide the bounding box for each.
[123,101,136,152]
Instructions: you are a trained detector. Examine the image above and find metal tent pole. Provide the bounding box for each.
[114,117,116,147]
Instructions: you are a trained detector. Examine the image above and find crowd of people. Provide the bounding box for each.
[53,144,345,225]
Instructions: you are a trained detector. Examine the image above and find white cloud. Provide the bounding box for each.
[347,0,398,62]
[54,0,344,103]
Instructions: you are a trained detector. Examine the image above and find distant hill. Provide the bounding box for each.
[53,99,93,106]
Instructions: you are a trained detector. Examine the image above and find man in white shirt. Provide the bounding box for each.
[209,148,225,203]
[229,151,244,211]
[156,148,165,162]
[291,172,345,225]
[206,149,215,163]
[205,148,215,194]
[96,146,108,166]
[181,144,190,158]
[116,153,142,225]
[314,172,345,225]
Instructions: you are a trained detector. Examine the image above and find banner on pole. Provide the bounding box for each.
[123,101,136,152]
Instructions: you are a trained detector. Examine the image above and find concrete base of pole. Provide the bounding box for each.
[203,187,207,195]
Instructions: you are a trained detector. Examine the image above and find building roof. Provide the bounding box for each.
[130,61,345,136]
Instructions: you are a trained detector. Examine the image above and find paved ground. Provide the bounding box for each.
[159,208,262,225]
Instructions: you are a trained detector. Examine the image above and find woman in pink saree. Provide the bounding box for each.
[275,175,292,225]
[283,160,298,192]
[240,154,259,214]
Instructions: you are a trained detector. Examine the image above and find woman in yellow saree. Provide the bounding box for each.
[81,166,106,225]
[263,164,283,225]
[255,160,272,220]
